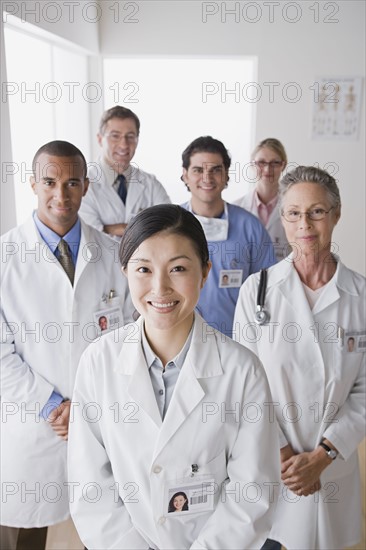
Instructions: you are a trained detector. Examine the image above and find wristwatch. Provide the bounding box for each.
[319,441,338,460]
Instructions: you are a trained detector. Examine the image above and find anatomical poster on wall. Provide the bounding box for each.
[312,77,363,140]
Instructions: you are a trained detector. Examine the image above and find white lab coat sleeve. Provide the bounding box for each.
[233,280,290,451]
[190,358,280,550]
[151,177,171,205]
[68,352,150,550]
[0,306,55,408]
[322,357,366,461]
[79,189,104,232]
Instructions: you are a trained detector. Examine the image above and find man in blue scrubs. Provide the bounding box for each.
[181,136,275,337]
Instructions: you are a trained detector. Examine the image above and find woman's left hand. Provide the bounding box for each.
[281,448,332,495]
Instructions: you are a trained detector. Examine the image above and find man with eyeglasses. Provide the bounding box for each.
[80,106,170,237]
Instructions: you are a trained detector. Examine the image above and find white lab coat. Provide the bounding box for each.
[68,313,281,550]
[233,256,366,549]
[79,160,171,231]
[234,190,289,261]
[0,216,133,528]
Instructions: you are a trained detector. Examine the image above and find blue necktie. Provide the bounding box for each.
[117,174,127,204]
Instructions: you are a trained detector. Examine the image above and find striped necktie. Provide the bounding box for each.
[57,239,75,285]
[117,174,127,204]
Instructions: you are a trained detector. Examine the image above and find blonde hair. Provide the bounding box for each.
[251,138,287,165]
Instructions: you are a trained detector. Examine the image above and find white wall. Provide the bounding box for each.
[1,0,100,233]
[99,0,365,275]
[2,0,100,52]
[2,0,364,274]
[1,18,16,233]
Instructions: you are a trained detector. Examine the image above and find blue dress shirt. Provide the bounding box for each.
[33,212,81,418]
[33,211,81,265]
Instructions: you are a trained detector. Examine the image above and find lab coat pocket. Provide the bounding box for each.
[331,342,364,405]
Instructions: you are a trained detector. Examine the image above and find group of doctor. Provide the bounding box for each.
[0,103,364,550]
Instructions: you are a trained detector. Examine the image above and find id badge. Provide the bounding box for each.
[345,331,366,353]
[94,297,123,334]
[219,269,243,288]
[165,477,215,516]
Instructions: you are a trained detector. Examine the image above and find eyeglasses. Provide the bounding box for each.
[104,132,138,144]
[253,160,284,169]
[281,207,334,223]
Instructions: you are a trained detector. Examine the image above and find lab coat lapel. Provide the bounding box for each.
[73,220,99,286]
[93,160,128,216]
[274,258,330,375]
[276,258,316,330]
[125,166,143,213]
[27,217,73,282]
[154,314,223,458]
[312,260,345,316]
[116,319,162,429]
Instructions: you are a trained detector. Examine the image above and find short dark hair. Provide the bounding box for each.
[181,136,231,171]
[99,106,140,135]
[119,204,209,268]
[32,141,87,178]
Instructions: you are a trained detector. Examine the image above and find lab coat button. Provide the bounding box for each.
[153,465,162,474]
[157,516,166,525]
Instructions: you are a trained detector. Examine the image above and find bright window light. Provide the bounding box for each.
[103,57,257,205]
[4,21,91,225]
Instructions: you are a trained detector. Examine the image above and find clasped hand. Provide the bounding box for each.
[280,445,331,497]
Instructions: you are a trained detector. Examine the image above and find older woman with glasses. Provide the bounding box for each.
[235,138,289,261]
[234,166,365,550]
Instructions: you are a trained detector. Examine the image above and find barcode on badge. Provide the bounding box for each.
[190,494,208,505]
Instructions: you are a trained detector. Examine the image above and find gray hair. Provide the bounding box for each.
[279,166,341,209]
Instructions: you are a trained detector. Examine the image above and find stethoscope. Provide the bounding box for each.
[254,269,270,325]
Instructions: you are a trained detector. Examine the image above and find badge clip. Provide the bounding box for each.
[191,464,199,477]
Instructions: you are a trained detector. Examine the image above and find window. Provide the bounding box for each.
[4,17,91,224]
[103,57,257,205]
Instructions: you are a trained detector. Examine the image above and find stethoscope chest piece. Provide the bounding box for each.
[254,307,270,325]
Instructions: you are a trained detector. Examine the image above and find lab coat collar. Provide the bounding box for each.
[26,215,98,287]
[26,216,77,286]
[115,313,224,378]
[114,313,224,442]
[119,322,163,428]
[95,156,143,188]
[72,219,105,286]
[269,253,357,315]
[333,258,361,296]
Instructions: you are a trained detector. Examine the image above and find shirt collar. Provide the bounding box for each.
[253,191,278,210]
[189,200,228,220]
[33,211,81,262]
[141,320,195,370]
[99,155,132,187]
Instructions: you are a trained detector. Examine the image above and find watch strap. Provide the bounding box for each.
[319,441,337,460]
